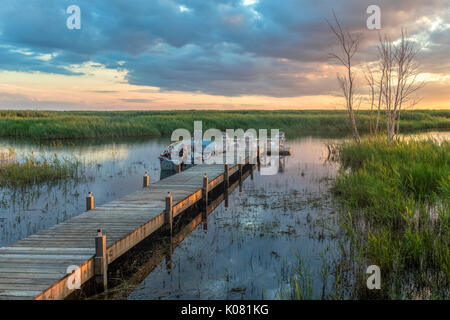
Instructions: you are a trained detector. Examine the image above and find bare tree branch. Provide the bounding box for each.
[377,29,424,143]
[327,11,362,144]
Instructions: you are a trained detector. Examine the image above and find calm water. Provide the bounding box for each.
[0,137,170,247]
[0,132,448,299]
[128,136,343,300]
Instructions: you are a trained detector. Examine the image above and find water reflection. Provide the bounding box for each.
[0,137,170,247]
[0,135,345,299]
[100,166,261,300]
[125,136,344,300]
[1,132,447,299]
[401,131,449,143]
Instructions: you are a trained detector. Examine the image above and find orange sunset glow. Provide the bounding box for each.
[1,1,450,110]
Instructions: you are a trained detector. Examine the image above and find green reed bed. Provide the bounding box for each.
[0,149,81,187]
[332,138,450,299]
[0,110,449,140]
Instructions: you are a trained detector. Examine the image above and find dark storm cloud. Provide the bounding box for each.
[0,0,449,96]
[0,45,82,75]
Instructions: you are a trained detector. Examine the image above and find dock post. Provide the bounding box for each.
[143,171,149,188]
[257,141,261,172]
[238,158,243,192]
[86,192,94,211]
[165,192,173,236]
[94,229,107,292]
[165,250,173,274]
[165,191,174,274]
[202,174,209,219]
[224,163,229,208]
[225,191,229,208]
[224,162,229,189]
[251,164,254,180]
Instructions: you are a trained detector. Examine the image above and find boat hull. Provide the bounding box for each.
[159,157,182,171]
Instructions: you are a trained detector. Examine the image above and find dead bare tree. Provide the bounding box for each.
[375,53,386,136]
[327,12,362,145]
[377,30,424,143]
[394,31,424,139]
[371,33,387,137]
[378,35,394,142]
[364,64,375,135]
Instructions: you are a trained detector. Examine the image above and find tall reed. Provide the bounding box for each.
[0,148,81,187]
[333,138,450,298]
[0,110,448,140]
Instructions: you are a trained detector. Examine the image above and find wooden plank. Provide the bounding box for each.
[0,290,42,298]
[153,184,200,188]
[0,266,70,273]
[0,247,94,253]
[0,152,260,300]
[0,254,92,260]
[0,278,61,285]
[34,259,94,300]
[0,283,53,291]
[0,273,65,279]
[106,213,165,264]
[173,189,203,217]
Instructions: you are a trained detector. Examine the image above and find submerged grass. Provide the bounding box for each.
[0,110,449,140]
[332,138,450,299]
[0,148,81,187]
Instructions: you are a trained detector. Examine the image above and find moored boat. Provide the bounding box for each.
[159,139,220,172]
[158,141,188,171]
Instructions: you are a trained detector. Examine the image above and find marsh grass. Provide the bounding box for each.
[0,148,81,187]
[332,138,450,298]
[0,110,448,140]
[278,253,314,300]
[279,245,359,300]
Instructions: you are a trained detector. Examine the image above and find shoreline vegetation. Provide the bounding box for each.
[0,148,81,187]
[1,109,450,299]
[0,110,449,140]
[332,138,450,299]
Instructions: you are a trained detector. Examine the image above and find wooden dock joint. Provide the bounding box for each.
[257,141,262,172]
[94,228,107,292]
[202,174,209,218]
[224,163,230,208]
[165,192,173,235]
[237,156,243,192]
[224,162,229,189]
[0,157,265,300]
[238,156,243,180]
[143,171,149,188]
[86,192,94,211]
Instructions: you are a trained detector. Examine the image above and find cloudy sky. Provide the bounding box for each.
[0,0,449,110]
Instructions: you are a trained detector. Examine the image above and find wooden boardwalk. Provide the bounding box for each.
[0,152,259,300]
[99,165,253,299]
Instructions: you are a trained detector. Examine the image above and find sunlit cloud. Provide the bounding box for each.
[0,0,449,110]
